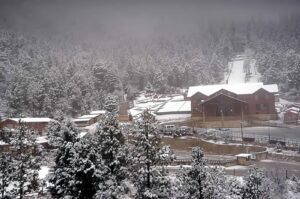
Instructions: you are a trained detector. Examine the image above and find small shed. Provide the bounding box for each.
[284,107,299,124]
[236,153,252,166]
[73,118,93,127]
[77,114,100,124]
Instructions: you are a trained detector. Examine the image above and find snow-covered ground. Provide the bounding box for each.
[226,56,260,84]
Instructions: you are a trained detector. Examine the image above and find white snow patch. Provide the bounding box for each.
[225,165,249,170]
[39,166,50,180]
[36,136,48,144]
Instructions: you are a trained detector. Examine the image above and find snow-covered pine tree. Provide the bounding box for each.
[131,109,172,199]
[104,95,118,114]
[0,153,13,199]
[203,166,227,199]
[49,119,80,198]
[283,175,300,198]
[9,121,40,199]
[175,147,228,198]
[186,147,207,199]
[158,145,176,166]
[50,118,106,199]
[145,82,154,94]
[72,137,105,199]
[94,113,130,198]
[242,168,272,199]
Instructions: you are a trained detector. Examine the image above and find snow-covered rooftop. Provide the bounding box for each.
[8,118,52,123]
[90,110,106,115]
[235,153,252,158]
[187,82,278,97]
[285,107,300,114]
[73,118,91,122]
[157,101,191,113]
[78,114,98,119]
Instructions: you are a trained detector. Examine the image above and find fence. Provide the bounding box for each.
[173,158,236,167]
[212,131,300,149]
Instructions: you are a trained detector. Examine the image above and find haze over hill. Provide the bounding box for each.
[0,0,300,117]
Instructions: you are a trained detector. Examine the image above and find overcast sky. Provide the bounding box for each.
[0,0,299,42]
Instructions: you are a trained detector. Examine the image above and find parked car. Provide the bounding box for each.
[159,124,176,135]
[179,126,193,135]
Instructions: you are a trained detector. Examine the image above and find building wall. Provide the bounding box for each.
[240,89,276,116]
[191,88,276,121]
[284,112,299,124]
[0,119,48,135]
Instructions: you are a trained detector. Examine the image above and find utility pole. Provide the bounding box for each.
[240,121,244,146]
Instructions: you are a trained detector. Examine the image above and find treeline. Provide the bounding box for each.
[1,14,300,117]
[1,111,300,198]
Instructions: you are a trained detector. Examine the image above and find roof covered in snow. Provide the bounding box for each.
[235,153,252,158]
[187,82,278,97]
[78,114,98,119]
[285,107,300,114]
[8,118,52,123]
[90,110,106,115]
[157,101,191,113]
[73,118,91,122]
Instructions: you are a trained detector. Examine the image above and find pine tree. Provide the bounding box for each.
[104,95,118,114]
[131,109,172,199]
[94,113,129,198]
[49,119,80,198]
[186,147,207,199]
[242,168,272,199]
[0,153,13,199]
[72,137,104,199]
[175,147,228,199]
[49,118,105,199]
[9,121,40,199]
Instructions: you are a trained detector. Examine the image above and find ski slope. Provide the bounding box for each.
[226,56,260,84]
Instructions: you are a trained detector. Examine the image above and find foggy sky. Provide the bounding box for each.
[0,0,299,42]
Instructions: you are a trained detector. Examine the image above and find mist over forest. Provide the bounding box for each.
[0,0,300,117]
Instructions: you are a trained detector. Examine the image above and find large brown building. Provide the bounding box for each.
[0,118,52,135]
[187,82,278,127]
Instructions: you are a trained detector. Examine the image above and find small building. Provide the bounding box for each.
[284,107,299,124]
[0,118,52,135]
[73,118,92,127]
[236,153,252,165]
[118,102,130,122]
